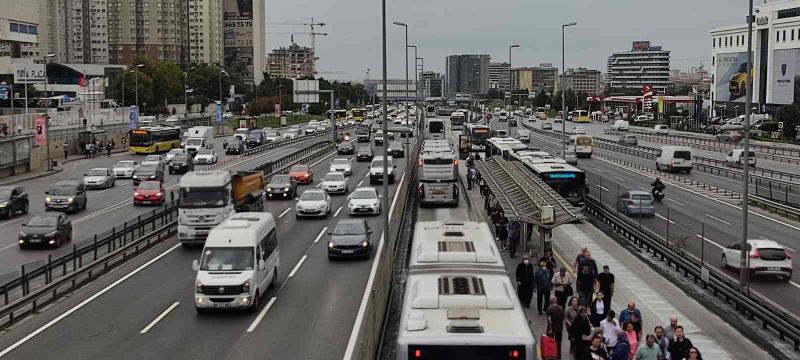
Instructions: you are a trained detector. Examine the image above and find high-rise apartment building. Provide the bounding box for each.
[189,0,223,64]
[107,0,189,65]
[512,63,558,95]
[606,41,671,92]
[27,0,108,64]
[265,42,315,79]
[223,0,266,84]
[445,54,490,95]
[489,62,511,92]
[561,67,603,95]
[419,71,443,98]
[0,0,39,58]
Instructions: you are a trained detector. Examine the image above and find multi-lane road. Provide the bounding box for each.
[490,116,800,314]
[0,129,416,359]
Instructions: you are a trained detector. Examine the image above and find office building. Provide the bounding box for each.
[489,62,511,92]
[512,63,558,95]
[223,0,266,84]
[419,71,443,98]
[364,79,416,101]
[561,67,604,95]
[265,42,315,79]
[445,54,490,95]
[710,1,800,114]
[0,0,39,58]
[107,0,190,65]
[189,0,224,65]
[606,41,671,92]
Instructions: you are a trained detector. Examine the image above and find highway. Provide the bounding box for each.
[0,131,416,360]
[490,116,800,315]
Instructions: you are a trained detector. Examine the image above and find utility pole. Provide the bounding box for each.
[381,0,390,242]
[44,54,55,170]
[561,22,577,156]
[739,0,755,295]
[508,45,519,110]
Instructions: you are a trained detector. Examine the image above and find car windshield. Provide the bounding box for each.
[358,148,371,154]
[179,189,226,208]
[48,185,76,196]
[333,222,366,235]
[186,138,203,146]
[757,248,787,260]
[137,181,161,190]
[371,160,388,168]
[88,169,107,176]
[0,190,11,200]
[198,149,213,155]
[200,247,254,271]
[269,175,291,185]
[390,142,402,148]
[341,141,352,147]
[115,161,135,168]
[235,129,248,135]
[266,131,279,137]
[173,155,188,162]
[145,156,160,162]
[324,173,345,182]
[352,190,377,200]
[632,194,652,201]
[300,191,325,201]
[25,216,58,227]
[290,165,309,172]
[137,166,158,175]
[168,149,183,155]
[333,159,350,165]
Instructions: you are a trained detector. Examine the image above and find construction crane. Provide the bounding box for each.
[266,18,326,55]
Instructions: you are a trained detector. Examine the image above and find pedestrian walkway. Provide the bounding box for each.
[457,159,769,360]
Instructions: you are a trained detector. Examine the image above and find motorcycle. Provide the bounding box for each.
[652,188,664,202]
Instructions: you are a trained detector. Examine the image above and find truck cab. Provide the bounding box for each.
[185,126,215,156]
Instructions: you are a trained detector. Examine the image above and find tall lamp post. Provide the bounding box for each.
[407,45,417,120]
[218,69,229,127]
[134,63,144,110]
[277,84,283,117]
[380,0,389,246]
[416,57,424,126]
[43,54,56,170]
[561,22,577,156]
[393,22,409,114]
[508,45,519,110]
[739,0,755,294]
[122,69,134,108]
[184,66,195,117]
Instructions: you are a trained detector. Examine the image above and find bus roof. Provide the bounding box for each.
[409,221,504,271]
[522,160,583,174]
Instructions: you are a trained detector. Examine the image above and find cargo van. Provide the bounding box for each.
[725,149,756,168]
[656,146,693,173]
[193,212,279,312]
[517,129,530,143]
[612,120,630,131]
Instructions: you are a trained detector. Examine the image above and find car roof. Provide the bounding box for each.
[302,189,325,194]
[53,179,80,186]
[30,212,62,219]
[626,190,651,195]
[336,219,366,226]
[746,239,784,248]
[353,187,377,193]
[90,167,109,171]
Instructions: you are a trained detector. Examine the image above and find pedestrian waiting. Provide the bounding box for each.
[515,256,534,308]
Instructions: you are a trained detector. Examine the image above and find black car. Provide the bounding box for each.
[247,130,266,148]
[19,213,72,249]
[388,141,405,158]
[168,154,194,174]
[0,185,29,218]
[133,165,164,185]
[337,141,355,155]
[509,119,518,127]
[266,175,298,200]
[45,180,87,213]
[225,139,245,155]
[356,147,374,162]
[328,219,372,259]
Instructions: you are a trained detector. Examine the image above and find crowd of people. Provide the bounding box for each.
[78,138,115,158]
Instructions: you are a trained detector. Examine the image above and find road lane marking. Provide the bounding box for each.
[667,199,687,207]
[791,281,800,290]
[0,217,26,230]
[614,176,626,182]
[0,243,19,251]
[139,302,180,334]
[315,182,322,188]
[595,184,610,192]
[593,167,603,173]
[655,213,675,224]
[288,255,307,278]
[333,206,342,217]
[357,179,364,186]
[246,297,277,333]
[704,213,731,225]
[637,186,648,191]
[278,208,291,218]
[0,242,181,358]
[696,234,724,249]
[314,227,327,243]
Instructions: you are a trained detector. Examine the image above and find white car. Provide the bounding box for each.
[346,119,356,125]
[283,129,299,140]
[265,131,281,143]
[330,158,352,176]
[304,126,316,134]
[83,168,115,189]
[194,149,218,164]
[653,124,669,134]
[321,172,349,194]
[542,122,553,130]
[574,126,587,135]
[721,239,792,282]
[165,148,187,163]
[112,160,139,178]
[635,114,654,122]
[141,155,164,168]
[347,187,381,215]
[234,128,249,141]
[295,189,331,218]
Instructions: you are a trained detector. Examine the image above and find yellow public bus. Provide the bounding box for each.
[128,126,182,154]
[572,110,591,123]
[351,108,366,121]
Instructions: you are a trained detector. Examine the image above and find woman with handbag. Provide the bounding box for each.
[552,266,574,308]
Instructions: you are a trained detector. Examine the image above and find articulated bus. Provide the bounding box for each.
[128,126,182,154]
[465,124,491,151]
[520,160,586,207]
[351,108,366,121]
[572,110,590,123]
[485,137,529,159]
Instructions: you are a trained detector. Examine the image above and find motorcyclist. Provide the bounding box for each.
[651,177,665,199]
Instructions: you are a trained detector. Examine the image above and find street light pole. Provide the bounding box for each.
[417,57,424,127]
[184,66,194,117]
[561,22,577,157]
[44,54,55,170]
[740,0,755,294]
[508,45,519,110]
[134,63,143,110]
[407,45,418,121]
[381,0,390,242]
[393,22,409,115]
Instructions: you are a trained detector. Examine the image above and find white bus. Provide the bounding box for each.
[574,135,593,158]
[397,221,535,360]
[418,145,459,207]
[426,105,437,118]
[450,111,466,131]
[465,124,491,152]
[485,137,529,159]
[426,118,446,140]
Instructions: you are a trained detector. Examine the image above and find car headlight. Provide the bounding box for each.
[67,197,74,203]
[303,174,309,178]
[328,242,334,248]
[134,192,140,196]
[45,196,52,202]
[196,280,203,293]
[156,193,162,197]
[133,175,138,179]
[0,202,7,207]
[242,280,250,293]
[267,188,273,192]
[360,241,369,247]
[283,187,289,191]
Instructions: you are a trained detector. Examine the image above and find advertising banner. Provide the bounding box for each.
[715,52,750,103]
[215,105,223,123]
[224,0,255,82]
[771,49,800,105]
[128,106,139,129]
[34,117,47,146]
[0,85,9,100]
[12,63,46,84]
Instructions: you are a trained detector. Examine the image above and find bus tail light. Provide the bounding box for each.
[453,159,458,166]
[453,184,459,198]
[509,349,520,359]
[414,349,422,358]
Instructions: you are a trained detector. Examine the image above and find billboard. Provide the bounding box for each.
[715,52,750,103]
[34,117,47,146]
[771,49,800,105]
[224,0,255,82]
[12,63,46,84]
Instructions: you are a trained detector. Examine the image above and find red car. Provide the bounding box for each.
[288,164,314,184]
[133,180,165,206]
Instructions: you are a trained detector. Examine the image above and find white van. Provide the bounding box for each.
[653,124,669,134]
[612,120,630,131]
[725,149,756,168]
[193,213,279,312]
[656,146,693,173]
[517,129,530,143]
[369,156,396,184]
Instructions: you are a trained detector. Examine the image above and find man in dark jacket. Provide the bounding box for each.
[515,256,535,308]
[576,264,596,306]
[667,325,693,360]
[577,251,598,276]
[534,260,552,315]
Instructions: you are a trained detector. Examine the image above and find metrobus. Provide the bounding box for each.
[572,110,590,123]
[326,109,348,119]
[397,221,535,360]
[418,144,459,207]
[351,108,366,121]
[450,111,466,130]
[426,118,446,140]
[426,105,436,118]
[128,126,182,154]
[485,137,529,159]
[465,124,491,151]
[520,159,586,207]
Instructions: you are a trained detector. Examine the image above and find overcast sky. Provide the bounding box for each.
[265,0,750,82]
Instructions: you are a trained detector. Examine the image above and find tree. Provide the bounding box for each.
[777,105,800,139]
[533,91,549,108]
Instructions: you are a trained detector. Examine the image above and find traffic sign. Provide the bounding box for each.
[215,105,223,123]
[0,85,9,100]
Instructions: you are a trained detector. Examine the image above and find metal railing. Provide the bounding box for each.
[585,195,800,352]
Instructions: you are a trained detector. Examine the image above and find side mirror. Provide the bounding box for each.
[294,197,299,201]
[258,260,266,271]
[327,231,332,236]
[192,260,200,271]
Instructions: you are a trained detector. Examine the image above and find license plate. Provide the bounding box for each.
[432,188,448,195]
[356,208,369,212]
[29,239,41,243]
[213,303,232,308]
[767,267,782,271]
[142,201,151,204]
[342,250,354,254]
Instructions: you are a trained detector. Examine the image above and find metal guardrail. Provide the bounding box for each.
[693,156,800,183]
[749,195,800,222]
[585,195,800,352]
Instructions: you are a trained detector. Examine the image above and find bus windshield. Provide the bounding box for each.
[129,130,150,147]
[429,121,444,134]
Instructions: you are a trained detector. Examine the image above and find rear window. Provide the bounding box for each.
[674,151,692,160]
[758,248,787,260]
[424,158,453,165]
[632,194,652,201]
